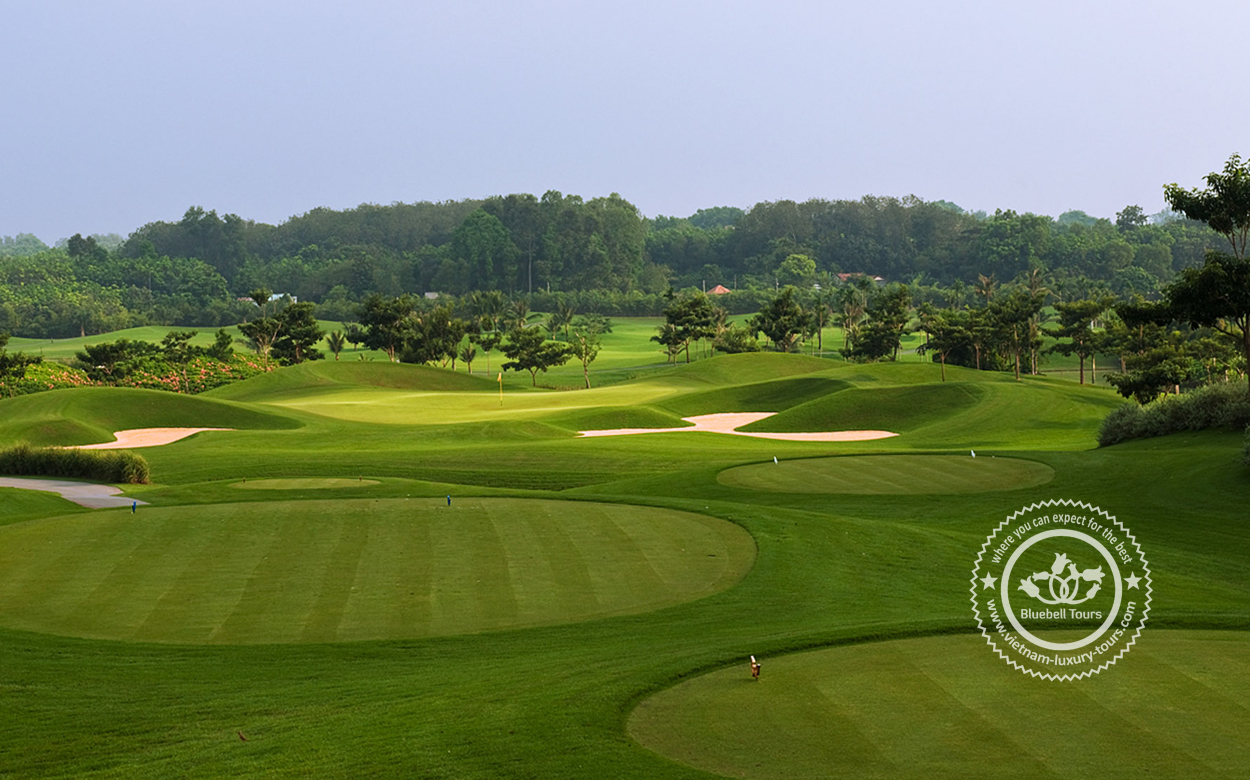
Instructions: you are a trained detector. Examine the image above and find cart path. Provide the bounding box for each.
[0,477,148,509]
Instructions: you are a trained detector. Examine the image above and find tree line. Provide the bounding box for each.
[2,187,1230,339]
[697,155,1250,405]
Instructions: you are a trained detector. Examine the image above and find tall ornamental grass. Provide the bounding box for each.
[0,444,151,484]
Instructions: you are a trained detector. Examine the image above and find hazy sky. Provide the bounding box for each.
[4,1,1247,243]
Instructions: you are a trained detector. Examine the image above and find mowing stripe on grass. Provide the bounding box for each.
[629,631,1250,780]
[719,454,1055,495]
[0,498,753,644]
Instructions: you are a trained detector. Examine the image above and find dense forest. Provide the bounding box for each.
[0,191,1228,339]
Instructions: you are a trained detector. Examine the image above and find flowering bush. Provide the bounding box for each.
[0,362,97,397]
[0,355,273,398]
[114,354,273,394]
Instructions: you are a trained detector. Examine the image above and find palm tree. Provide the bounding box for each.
[327,330,346,361]
[555,301,576,340]
[509,299,530,331]
[975,273,998,307]
[1020,268,1050,374]
[472,290,508,333]
[459,344,477,373]
[837,286,868,351]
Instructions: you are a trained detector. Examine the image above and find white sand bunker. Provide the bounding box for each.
[578,413,897,442]
[74,428,233,450]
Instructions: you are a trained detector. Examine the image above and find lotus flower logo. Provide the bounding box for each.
[1017,552,1105,605]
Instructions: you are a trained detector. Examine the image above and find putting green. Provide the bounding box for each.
[629,631,1250,780]
[718,454,1054,494]
[0,498,753,644]
[231,478,381,490]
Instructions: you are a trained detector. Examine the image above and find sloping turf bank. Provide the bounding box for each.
[0,386,300,447]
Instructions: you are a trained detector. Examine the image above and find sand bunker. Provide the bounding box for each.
[74,428,232,450]
[578,413,896,442]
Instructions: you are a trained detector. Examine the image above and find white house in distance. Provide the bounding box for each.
[237,293,298,304]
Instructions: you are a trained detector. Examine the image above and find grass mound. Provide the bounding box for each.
[659,376,850,418]
[0,387,298,447]
[629,631,1250,780]
[544,405,689,432]
[658,352,834,388]
[718,454,1054,494]
[0,444,150,484]
[741,382,982,433]
[208,361,497,402]
[0,498,753,643]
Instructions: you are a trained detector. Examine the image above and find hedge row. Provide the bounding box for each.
[0,444,151,484]
[1098,382,1250,447]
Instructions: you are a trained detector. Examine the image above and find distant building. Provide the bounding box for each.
[238,293,298,304]
[708,284,731,295]
[424,292,440,300]
[837,273,886,287]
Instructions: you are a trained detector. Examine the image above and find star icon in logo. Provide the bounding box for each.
[980,573,998,590]
[1125,572,1141,589]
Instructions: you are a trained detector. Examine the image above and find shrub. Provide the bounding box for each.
[0,361,96,397]
[1098,382,1250,447]
[0,443,151,484]
[713,324,761,354]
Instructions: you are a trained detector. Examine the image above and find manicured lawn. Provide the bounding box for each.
[0,331,1245,779]
[629,630,1250,780]
[718,454,1055,494]
[0,498,753,643]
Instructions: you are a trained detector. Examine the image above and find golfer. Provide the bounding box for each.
[750,655,761,680]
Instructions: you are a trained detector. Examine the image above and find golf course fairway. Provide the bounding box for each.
[629,630,1250,780]
[0,498,754,643]
[0,344,1245,779]
[718,454,1055,494]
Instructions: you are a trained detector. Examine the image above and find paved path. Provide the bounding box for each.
[0,477,148,509]
[578,412,897,442]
